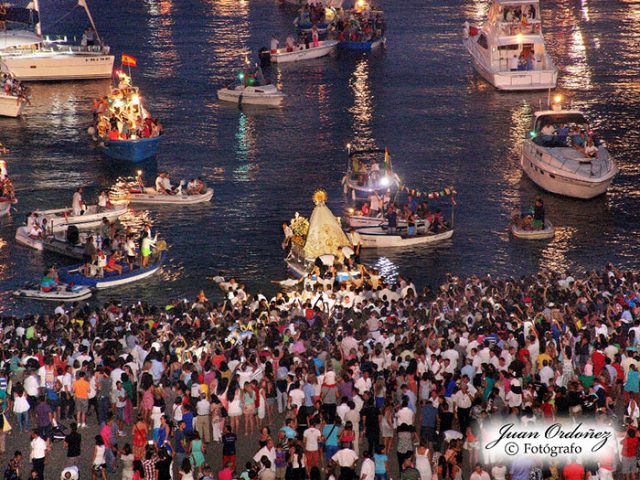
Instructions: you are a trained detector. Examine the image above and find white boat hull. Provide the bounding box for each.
[521,146,617,199]
[113,188,214,205]
[2,53,114,81]
[13,285,93,301]
[94,262,162,289]
[463,37,557,91]
[38,204,129,231]
[218,86,284,107]
[0,94,26,117]
[358,227,453,248]
[15,226,44,251]
[345,214,387,228]
[272,41,338,63]
[511,220,555,240]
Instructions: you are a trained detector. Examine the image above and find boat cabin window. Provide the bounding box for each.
[498,4,541,36]
[477,33,488,49]
[501,4,537,22]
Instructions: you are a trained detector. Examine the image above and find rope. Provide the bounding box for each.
[47,5,80,29]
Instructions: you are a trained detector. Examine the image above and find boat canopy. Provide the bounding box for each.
[533,111,587,131]
[0,30,41,49]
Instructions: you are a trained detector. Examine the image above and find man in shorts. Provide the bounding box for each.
[72,372,90,428]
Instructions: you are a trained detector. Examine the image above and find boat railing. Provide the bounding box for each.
[498,20,541,37]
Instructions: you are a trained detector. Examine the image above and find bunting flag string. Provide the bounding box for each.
[399,185,457,200]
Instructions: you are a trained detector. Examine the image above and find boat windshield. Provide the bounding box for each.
[532,113,600,149]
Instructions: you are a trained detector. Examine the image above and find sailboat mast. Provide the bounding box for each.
[32,0,42,36]
[79,0,103,46]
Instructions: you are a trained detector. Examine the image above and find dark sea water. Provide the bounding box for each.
[1,0,639,313]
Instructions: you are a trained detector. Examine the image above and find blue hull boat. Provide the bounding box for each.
[101,136,162,163]
[59,252,166,289]
[338,36,385,52]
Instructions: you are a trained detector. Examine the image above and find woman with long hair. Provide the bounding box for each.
[227,377,242,433]
[132,414,148,460]
[242,382,256,435]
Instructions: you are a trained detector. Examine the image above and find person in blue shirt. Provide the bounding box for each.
[280,418,297,440]
[321,416,341,462]
[173,420,187,470]
[373,445,389,480]
[418,400,438,446]
[182,405,194,435]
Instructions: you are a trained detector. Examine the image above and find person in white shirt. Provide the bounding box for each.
[359,451,375,480]
[30,430,48,479]
[71,187,84,216]
[254,439,277,472]
[195,393,212,444]
[288,383,305,409]
[469,464,491,480]
[60,465,79,480]
[303,421,322,473]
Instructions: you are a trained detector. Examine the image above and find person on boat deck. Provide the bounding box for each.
[360,202,370,216]
[155,172,172,195]
[540,123,555,144]
[72,187,84,216]
[556,124,569,145]
[255,65,265,86]
[386,205,398,234]
[125,234,137,272]
[571,128,587,148]
[509,55,519,72]
[97,191,109,213]
[83,236,97,276]
[282,222,294,251]
[406,211,417,236]
[407,195,418,214]
[140,232,156,268]
[369,162,380,182]
[533,198,545,229]
[286,34,296,52]
[105,251,123,275]
[40,269,58,293]
[311,25,320,48]
[95,250,107,277]
[369,192,382,216]
[348,228,362,262]
[584,138,598,157]
[270,35,280,54]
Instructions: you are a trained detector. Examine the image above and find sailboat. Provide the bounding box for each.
[0,0,114,81]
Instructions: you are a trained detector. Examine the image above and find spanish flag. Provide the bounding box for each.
[384,147,391,172]
[121,54,137,67]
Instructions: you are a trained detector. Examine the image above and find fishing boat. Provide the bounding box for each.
[218,84,284,108]
[271,40,338,64]
[357,226,453,248]
[285,191,360,280]
[109,176,214,205]
[521,98,617,199]
[511,219,555,240]
[463,0,557,91]
[336,0,386,51]
[58,250,167,289]
[342,146,401,200]
[0,91,27,117]
[90,67,163,162]
[0,1,114,81]
[13,283,93,302]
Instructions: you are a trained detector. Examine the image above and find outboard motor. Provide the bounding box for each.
[66,225,80,245]
[258,47,271,68]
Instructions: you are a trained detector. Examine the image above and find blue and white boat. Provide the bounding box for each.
[100,136,161,163]
[59,251,166,289]
[338,36,385,51]
[336,1,385,52]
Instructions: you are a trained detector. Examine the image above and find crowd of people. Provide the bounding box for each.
[0,156,16,204]
[536,121,600,157]
[91,72,162,142]
[3,262,640,479]
[334,9,385,44]
[1,73,29,102]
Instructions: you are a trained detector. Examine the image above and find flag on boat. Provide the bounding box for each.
[121,54,137,67]
[384,147,391,172]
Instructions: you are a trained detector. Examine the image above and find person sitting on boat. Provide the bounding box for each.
[584,138,598,158]
[83,236,97,276]
[540,123,555,145]
[97,191,109,213]
[360,202,370,217]
[105,251,124,275]
[95,250,107,277]
[311,25,320,48]
[533,198,545,230]
[433,209,447,233]
[72,187,84,216]
[155,172,173,195]
[270,35,280,54]
[556,124,569,146]
[40,269,58,293]
[286,34,296,52]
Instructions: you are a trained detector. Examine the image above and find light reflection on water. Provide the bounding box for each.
[3,0,640,313]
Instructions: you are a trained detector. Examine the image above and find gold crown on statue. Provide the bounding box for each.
[313,189,327,206]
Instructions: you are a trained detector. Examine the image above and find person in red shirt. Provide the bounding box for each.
[592,345,606,376]
[562,458,585,480]
[218,461,234,480]
[621,428,639,480]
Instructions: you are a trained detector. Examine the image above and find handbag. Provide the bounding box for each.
[2,414,11,433]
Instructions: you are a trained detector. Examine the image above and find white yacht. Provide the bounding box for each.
[521,101,617,199]
[463,0,557,91]
[0,0,114,81]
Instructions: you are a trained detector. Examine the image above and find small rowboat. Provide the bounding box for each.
[0,93,27,118]
[31,203,129,232]
[338,36,386,52]
[58,251,166,289]
[357,226,454,249]
[271,40,338,64]
[218,84,285,108]
[111,187,214,205]
[13,283,94,302]
[15,226,44,250]
[42,234,87,260]
[511,220,555,240]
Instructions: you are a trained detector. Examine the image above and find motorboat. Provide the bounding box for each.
[109,177,214,205]
[285,190,360,280]
[511,219,555,240]
[59,250,166,289]
[357,226,453,249]
[19,203,129,236]
[521,101,617,199]
[13,283,93,301]
[336,1,386,52]
[338,36,385,52]
[91,70,162,162]
[463,0,557,91]
[271,40,338,64]
[342,146,401,200]
[0,1,114,81]
[218,84,285,108]
[15,225,90,255]
[0,92,27,117]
